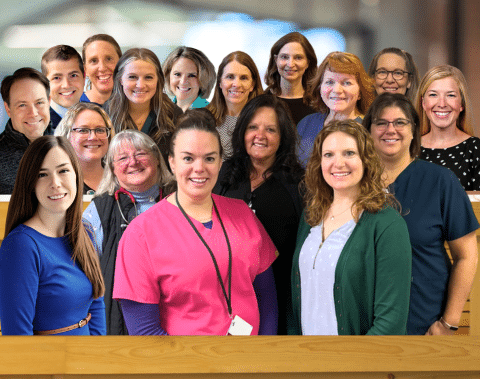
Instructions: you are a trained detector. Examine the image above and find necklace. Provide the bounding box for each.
[328,205,352,221]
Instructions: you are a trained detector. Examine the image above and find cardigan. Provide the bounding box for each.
[290,207,412,335]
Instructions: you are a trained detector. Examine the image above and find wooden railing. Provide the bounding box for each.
[0,335,480,378]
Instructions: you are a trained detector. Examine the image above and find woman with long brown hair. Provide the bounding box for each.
[0,136,105,335]
[291,120,411,335]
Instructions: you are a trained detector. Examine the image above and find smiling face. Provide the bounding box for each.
[169,129,222,204]
[374,53,411,95]
[4,78,50,142]
[69,109,109,163]
[370,106,413,162]
[120,59,158,106]
[220,60,254,110]
[84,40,120,95]
[320,70,360,117]
[422,76,463,131]
[244,107,280,166]
[169,57,200,104]
[275,42,309,84]
[321,131,363,197]
[113,141,159,192]
[45,58,85,108]
[35,146,77,218]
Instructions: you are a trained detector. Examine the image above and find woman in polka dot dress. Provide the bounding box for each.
[417,65,480,190]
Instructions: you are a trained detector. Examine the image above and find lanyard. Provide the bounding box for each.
[175,192,233,316]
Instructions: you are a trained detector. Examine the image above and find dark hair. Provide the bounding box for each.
[5,136,104,298]
[305,119,396,226]
[169,108,222,158]
[163,46,216,99]
[206,51,264,125]
[368,47,420,103]
[264,32,317,105]
[221,94,304,186]
[41,45,85,76]
[108,48,177,144]
[363,92,421,158]
[310,52,375,114]
[1,68,50,105]
[82,34,122,63]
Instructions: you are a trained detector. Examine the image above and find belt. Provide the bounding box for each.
[33,313,92,335]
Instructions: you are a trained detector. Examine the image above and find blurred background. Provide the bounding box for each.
[0,0,479,135]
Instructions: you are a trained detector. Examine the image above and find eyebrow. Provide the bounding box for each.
[180,151,219,156]
[39,162,70,171]
[13,97,47,106]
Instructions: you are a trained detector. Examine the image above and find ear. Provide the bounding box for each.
[168,155,175,174]
[4,102,11,118]
[407,79,411,89]
[421,96,426,111]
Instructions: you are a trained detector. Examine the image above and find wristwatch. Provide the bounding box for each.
[440,317,459,331]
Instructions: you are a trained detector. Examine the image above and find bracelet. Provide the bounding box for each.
[440,317,459,331]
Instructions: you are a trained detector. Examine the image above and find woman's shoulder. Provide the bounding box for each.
[360,206,406,228]
[212,193,248,209]
[298,112,327,126]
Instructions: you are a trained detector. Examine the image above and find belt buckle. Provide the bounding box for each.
[78,318,86,328]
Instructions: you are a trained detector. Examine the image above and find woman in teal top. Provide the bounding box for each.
[163,46,216,113]
[290,120,412,335]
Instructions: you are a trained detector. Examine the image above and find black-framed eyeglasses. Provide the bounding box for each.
[375,69,410,80]
[372,119,411,131]
[72,127,111,138]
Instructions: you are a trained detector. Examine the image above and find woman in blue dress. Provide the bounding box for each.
[363,93,479,335]
[0,135,106,335]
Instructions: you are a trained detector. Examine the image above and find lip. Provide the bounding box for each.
[190,178,207,185]
[97,74,112,82]
[25,120,43,126]
[48,193,67,200]
[382,87,399,92]
[433,111,451,117]
[176,86,191,92]
[60,90,76,97]
[332,172,350,177]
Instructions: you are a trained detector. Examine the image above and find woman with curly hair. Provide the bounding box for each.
[290,119,412,335]
[214,94,304,334]
[297,52,375,166]
[107,48,181,163]
[264,32,317,125]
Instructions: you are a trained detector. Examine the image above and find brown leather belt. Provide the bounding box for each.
[33,313,92,335]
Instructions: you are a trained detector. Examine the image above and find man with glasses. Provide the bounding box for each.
[0,68,51,193]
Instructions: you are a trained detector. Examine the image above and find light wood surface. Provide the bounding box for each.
[0,336,479,378]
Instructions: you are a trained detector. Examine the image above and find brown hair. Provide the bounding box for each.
[310,52,375,115]
[415,64,473,136]
[163,46,216,99]
[41,45,85,76]
[206,51,263,125]
[1,67,50,106]
[363,92,421,158]
[304,119,395,226]
[5,136,105,298]
[368,47,420,103]
[82,34,122,63]
[264,32,317,105]
[108,48,177,144]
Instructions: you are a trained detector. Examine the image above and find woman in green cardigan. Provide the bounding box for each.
[290,120,412,335]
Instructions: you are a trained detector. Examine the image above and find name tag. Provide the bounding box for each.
[227,315,253,335]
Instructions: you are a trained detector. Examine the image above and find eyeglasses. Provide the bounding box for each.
[375,69,410,80]
[113,151,150,167]
[72,127,110,138]
[372,118,411,131]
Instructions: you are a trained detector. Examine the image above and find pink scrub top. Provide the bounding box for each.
[113,194,278,335]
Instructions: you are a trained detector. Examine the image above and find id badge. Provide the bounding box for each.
[227,315,253,335]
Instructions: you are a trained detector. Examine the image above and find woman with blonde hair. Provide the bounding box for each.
[264,32,317,124]
[297,52,375,166]
[417,65,479,190]
[291,119,411,335]
[55,102,113,194]
[0,136,105,335]
[107,48,181,163]
[206,51,263,158]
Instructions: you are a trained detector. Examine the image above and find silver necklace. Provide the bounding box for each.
[328,205,351,221]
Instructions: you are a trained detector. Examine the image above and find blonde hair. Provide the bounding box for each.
[415,64,474,136]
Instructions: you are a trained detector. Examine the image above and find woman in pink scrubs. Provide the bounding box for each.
[113,109,278,335]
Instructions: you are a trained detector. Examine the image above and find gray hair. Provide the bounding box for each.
[55,102,113,141]
[95,129,173,196]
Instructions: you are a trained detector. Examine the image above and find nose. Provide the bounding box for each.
[193,158,205,172]
[61,76,69,88]
[333,155,345,167]
[385,122,397,133]
[27,103,39,116]
[332,82,342,92]
[50,173,61,188]
[385,71,395,82]
[438,95,446,107]
[232,76,240,87]
[180,75,188,84]
[287,57,294,66]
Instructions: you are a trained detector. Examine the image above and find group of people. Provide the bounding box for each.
[0,31,478,338]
